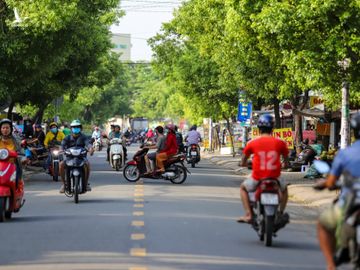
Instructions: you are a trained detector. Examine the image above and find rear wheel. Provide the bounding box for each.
[5,211,12,219]
[115,160,121,171]
[170,165,187,184]
[0,197,6,222]
[53,162,59,182]
[123,164,140,182]
[74,176,79,204]
[265,215,275,247]
[191,160,195,168]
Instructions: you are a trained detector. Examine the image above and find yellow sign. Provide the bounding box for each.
[251,127,294,149]
[310,96,324,108]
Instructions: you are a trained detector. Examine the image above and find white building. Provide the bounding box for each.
[111,33,131,61]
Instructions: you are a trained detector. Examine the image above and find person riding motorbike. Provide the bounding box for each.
[184,125,202,154]
[143,126,166,174]
[237,114,289,223]
[92,127,101,140]
[174,125,185,153]
[0,119,24,185]
[156,124,178,173]
[44,122,65,173]
[106,125,127,161]
[314,112,360,270]
[59,120,94,193]
[26,124,46,162]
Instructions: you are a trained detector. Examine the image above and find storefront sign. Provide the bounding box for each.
[310,96,324,108]
[237,101,252,125]
[303,130,316,142]
[251,127,294,149]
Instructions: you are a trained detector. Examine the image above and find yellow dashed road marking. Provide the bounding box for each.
[130,248,147,257]
[132,220,145,226]
[134,204,144,208]
[133,211,144,216]
[134,193,144,197]
[131,233,145,240]
[134,198,144,202]
[129,267,147,270]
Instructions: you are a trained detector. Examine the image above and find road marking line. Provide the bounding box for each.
[133,211,144,216]
[134,193,144,197]
[130,248,147,257]
[131,233,145,240]
[132,221,145,226]
[129,267,147,270]
[134,204,144,208]
[134,198,144,202]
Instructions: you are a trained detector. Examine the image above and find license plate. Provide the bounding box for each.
[191,151,197,156]
[357,226,360,244]
[260,193,279,205]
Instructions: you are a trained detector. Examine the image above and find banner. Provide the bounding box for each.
[251,127,294,149]
[237,101,252,125]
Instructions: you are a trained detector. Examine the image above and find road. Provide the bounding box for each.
[0,145,326,270]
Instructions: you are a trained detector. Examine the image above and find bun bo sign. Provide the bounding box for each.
[251,127,294,149]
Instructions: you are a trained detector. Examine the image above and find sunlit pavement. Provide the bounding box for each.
[0,145,328,270]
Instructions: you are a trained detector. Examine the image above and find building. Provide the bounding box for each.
[111,33,131,61]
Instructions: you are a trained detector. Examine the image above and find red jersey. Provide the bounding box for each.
[243,136,289,181]
[161,132,178,155]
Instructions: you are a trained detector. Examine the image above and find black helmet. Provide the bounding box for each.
[351,112,360,139]
[257,114,274,129]
[0,118,13,134]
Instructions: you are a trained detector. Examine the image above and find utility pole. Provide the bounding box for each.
[338,58,351,149]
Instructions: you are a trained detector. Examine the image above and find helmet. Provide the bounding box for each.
[351,112,360,139]
[114,125,120,129]
[49,122,58,128]
[95,127,99,130]
[257,114,274,129]
[70,119,82,128]
[0,118,13,134]
[166,124,175,132]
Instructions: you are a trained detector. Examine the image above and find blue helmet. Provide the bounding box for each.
[257,114,274,129]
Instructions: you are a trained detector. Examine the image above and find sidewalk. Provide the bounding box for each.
[202,152,336,213]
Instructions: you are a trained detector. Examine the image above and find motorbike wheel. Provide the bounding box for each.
[123,164,140,182]
[53,162,59,182]
[170,165,187,184]
[115,160,121,171]
[191,160,195,168]
[74,176,79,204]
[265,215,275,247]
[0,197,6,222]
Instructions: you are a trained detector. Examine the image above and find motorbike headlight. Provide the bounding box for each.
[10,171,16,182]
[52,150,59,156]
[0,149,9,160]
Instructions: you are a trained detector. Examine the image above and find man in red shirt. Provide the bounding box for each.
[238,114,289,223]
[156,124,178,173]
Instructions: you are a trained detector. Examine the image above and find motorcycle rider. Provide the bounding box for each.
[174,125,185,153]
[156,124,178,173]
[44,122,65,173]
[315,112,360,270]
[0,119,24,185]
[59,120,94,193]
[184,125,202,155]
[143,126,166,174]
[107,125,127,162]
[237,114,289,223]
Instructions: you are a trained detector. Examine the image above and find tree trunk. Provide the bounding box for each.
[293,113,303,153]
[32,103,48,124]
[273,98,281,128]
[291,90,309,151]
[6,100,14,120]
[224,115,236,157]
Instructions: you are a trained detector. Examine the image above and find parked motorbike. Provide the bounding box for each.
[49,147,62,182]
[186,144,200,168]
[64,147,88,204]
[123,147,189,184]
[248,178,289,246]
[0,148,25,222]
[314,160,360,269]
[109,138,124,171]
[93,137,102,151]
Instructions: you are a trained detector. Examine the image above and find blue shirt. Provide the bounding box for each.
[330,141,360,177]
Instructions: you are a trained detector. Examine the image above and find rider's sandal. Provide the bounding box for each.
[237,217,252,223]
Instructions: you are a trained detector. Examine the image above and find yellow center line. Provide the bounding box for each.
[131,233,145,240]
[132,220,145,226]
[134,204,144,208]
[130,248,147,257]
[134,198,144,202]
[133,211,144,216]
[129,267,147,270]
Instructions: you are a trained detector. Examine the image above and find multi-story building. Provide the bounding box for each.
[111,33,131,61]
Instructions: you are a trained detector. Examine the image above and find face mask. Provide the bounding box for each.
[72,127,81,134]
[51,128,58,133]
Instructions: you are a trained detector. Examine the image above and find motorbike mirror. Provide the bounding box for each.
[313,160,330,174]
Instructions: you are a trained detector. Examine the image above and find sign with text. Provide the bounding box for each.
[237,101,252,124]
[310,96,324,109]
[251,127,294,149]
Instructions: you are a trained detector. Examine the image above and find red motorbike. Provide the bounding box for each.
[0,148,25,222]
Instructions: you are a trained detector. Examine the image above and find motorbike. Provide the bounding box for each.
[49,147,63,182]
[93,137,102,151]
[64,147,88,204]
[109,138,124,171]
[186,144,200,168]
[22,139,48,173]
[0,148,25,222]
[248,178,289,247]
[123,147,190,184]
[314,160,360,269]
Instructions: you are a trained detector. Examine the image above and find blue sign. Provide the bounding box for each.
[237,101,252,123]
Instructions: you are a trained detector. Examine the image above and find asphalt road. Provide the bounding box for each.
[0,145,327,270]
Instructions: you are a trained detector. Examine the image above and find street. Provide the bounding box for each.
[0,145,325,270]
